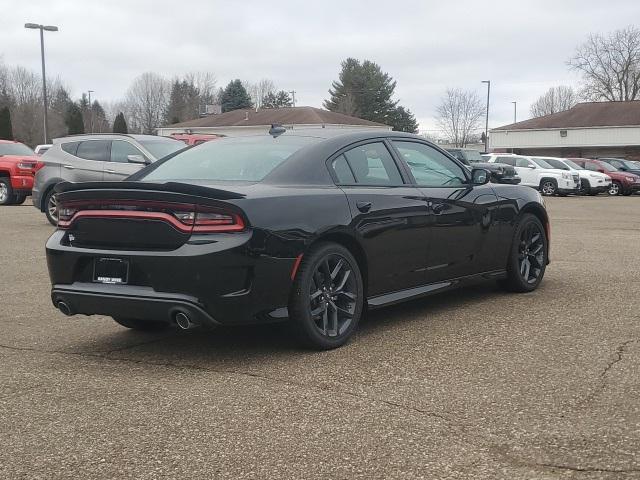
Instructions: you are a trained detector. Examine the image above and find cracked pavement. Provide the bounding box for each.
[1,197,639,479]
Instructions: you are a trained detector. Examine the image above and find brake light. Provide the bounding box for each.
[56,199,245,233]
[34,161,45,172]
[17,162,37,171]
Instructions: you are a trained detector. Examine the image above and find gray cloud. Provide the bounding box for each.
[2,0,638,132]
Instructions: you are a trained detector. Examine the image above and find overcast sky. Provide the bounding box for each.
[1,0,638,133]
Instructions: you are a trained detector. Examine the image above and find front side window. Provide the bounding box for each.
[137,138,184,160]
[393,141,466,187]
[76,140,111,161]
[341,142,403,185]
[515,158,531,168]
[496,157,515,166]
[111,140,145,163]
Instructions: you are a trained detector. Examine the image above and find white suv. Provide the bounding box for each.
[540,157,611,195]
[482,154,577,196]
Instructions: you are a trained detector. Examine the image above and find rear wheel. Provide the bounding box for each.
[11,194,27,205]
[608,181,622,196]
[44,189,58,225]
[499,214,547,293]
[540,179,557,196]
[0,178,14,206]
[289,243,364,350]
[112,317,169,331]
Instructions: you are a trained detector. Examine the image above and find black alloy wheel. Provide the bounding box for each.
[289,243,363,350]
[500,213,547,293]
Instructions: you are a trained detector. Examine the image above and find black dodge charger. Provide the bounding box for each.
[46,129,549,349]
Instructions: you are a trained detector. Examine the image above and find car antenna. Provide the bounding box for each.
[269,124,286,137]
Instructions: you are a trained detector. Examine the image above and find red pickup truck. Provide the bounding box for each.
[0,140,41,205]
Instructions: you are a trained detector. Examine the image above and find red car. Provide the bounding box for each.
[0,140,42,205]
[169,133,221,146]
[569,158,640,196]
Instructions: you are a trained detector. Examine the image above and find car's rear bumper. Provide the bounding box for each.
[46,229,296,325]
[10,174,33,193]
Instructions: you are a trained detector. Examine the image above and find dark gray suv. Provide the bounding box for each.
[33,134,185,225]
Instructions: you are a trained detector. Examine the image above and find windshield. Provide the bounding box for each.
[531,158,554,169]
[463,150,484,163]
[0,143,35,156]
[138,138,185,160]
[599,162,617,172]
[141,135,318,182]
[543,158,570,170]
[621,160,640,170]
[564,159,583,170]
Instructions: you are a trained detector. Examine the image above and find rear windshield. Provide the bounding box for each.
[141,135,317,182]
[138,138,185,160]
[0,143,34,156]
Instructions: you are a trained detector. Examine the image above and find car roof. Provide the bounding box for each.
[0,139,22,145]
[52,133,180,144]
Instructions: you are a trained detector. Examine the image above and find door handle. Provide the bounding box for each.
[104,169,116,173]
[431,203,446,214]
[62,165,74,170]
[356,201,372,213]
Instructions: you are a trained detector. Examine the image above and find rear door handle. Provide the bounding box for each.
[104,169,116,173]
[62,165,74,170]
[356,201,372,213]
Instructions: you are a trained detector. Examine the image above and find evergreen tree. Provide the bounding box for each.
[91,100,109,132]
[0,106,13,140]
[220,79,253,112]
[388,106,419,133]
[324,58,398,124]
[65,103,85,135]
[113,112,128,134]
[262,90,293,109]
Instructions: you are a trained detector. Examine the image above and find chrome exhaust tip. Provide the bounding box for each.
[57,301,73,316]
[174,311,196,330]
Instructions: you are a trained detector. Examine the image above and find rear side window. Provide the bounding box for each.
[76,140,111,161]
[61,142,79,156]
[332,155,356,184]
[342,142,403,185]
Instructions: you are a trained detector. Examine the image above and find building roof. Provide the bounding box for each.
[166,106,388,128]
[494,101,640,131]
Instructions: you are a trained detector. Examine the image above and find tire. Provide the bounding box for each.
[43,188,58,226]
[499,213,548,293]
[112,317,169,331]
[0,177,14,206]
[622,190,633,196]
[11,194,27,205]
[579,179,591,196]
[608,181,622,196]
[539,179,557,196]
[289,242,364,350]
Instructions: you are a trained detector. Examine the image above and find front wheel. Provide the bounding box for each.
[0,178,14,206]
[289,243,364,350]
[608,181,622,196]
[540,179,557,196]
[499,213,547,293]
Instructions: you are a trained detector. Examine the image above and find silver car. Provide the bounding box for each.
[33,134,185,225]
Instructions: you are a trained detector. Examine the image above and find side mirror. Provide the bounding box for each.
[471,168,490,185]
[618,166,627,171]
[127,154,149,165]
[597,169,606,174]
[527,164,536,169]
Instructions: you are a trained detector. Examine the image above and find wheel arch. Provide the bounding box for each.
[39,180,62,211]
[0,169,10,178]
[519,202,551,261]
[538,176,558,188]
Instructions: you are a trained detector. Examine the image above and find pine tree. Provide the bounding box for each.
[91,100,109,132]
[65,103,85,135]
[388,106,419,133]
[262,90,293,109]
[113,112,128,134]
[324,58,398,124]
[220,80,253,112]
[0,106,13,140]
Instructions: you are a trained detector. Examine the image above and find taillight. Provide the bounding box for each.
[56,199,245,233]
[17,162,37,171]
[34,161,45,172]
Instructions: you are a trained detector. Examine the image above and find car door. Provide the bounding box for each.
[105,140,149,180]
[330,140,431,297]
[390,140,500,283]
[59,140,110,182]
[512,157,538,186]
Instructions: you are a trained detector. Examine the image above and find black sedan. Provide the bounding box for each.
[47,130,550,349]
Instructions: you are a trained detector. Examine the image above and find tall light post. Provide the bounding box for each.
[87,90,94,133]
[24,23,59,144]
[481,80,490,153]
[512,101,517,123]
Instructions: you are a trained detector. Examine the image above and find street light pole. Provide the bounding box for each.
[512,101,517,123]
[25,23,58,144]
[481,80,490,153]
[87,90,94,133]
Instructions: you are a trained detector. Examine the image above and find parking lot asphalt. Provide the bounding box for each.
[1,197,639,480]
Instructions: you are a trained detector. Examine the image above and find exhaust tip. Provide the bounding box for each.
[174,311,195,330]
[57,301,73,316]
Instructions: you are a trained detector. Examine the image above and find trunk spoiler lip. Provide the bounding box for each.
[54,181,246,201]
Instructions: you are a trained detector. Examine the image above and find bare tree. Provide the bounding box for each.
[125,72,169,134]
[530,85,578,118]
[435,88,485,147]
[568,25,640,101]
[243,79,276,109]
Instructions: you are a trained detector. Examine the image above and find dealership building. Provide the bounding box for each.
[489,101,640,160]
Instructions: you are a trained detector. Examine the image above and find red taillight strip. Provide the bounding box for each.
[290,254,303,280]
